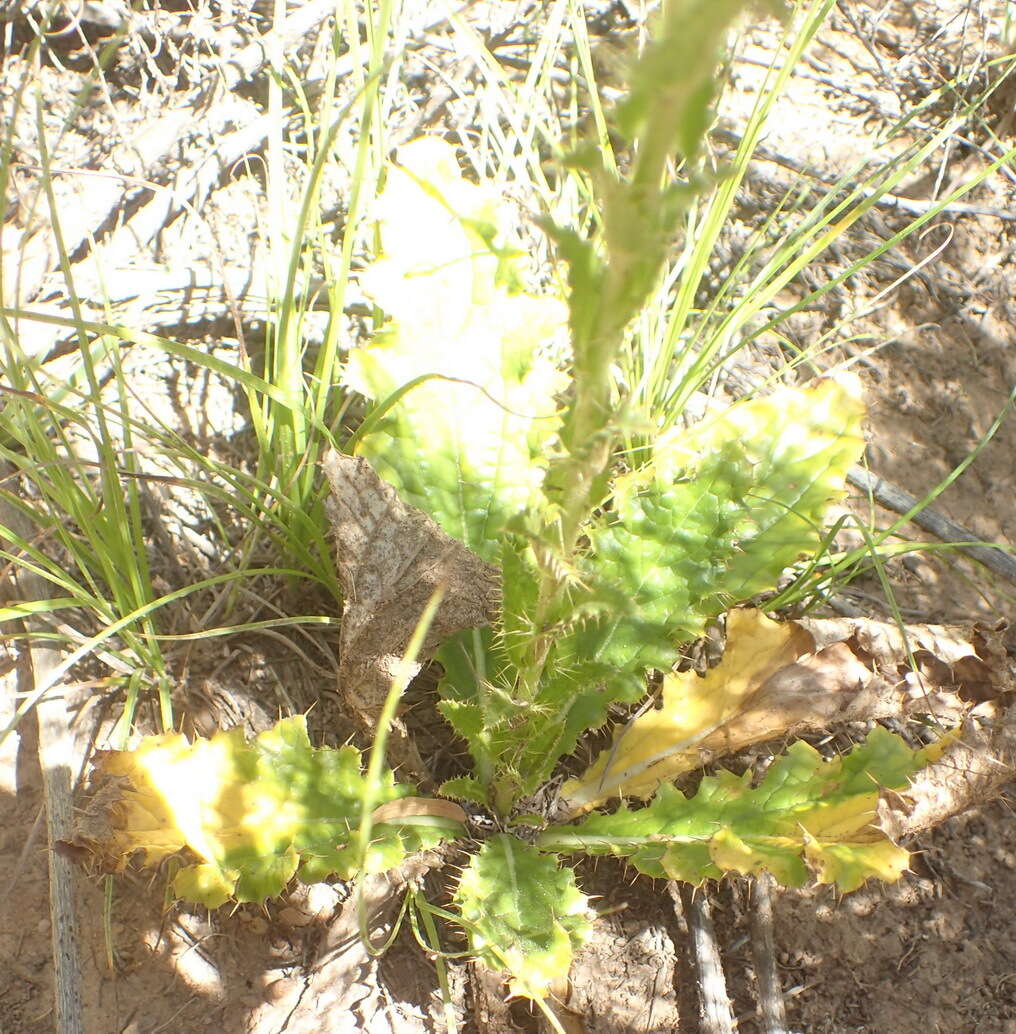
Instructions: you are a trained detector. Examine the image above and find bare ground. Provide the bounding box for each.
[1,1,1015,1032]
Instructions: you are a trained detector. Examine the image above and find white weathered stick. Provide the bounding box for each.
[673,883,739,1034]
[750,873,788,1034]
[15,261,276,360]
[0,468,84,1034]
[714,127,1016,221]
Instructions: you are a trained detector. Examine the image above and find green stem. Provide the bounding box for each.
[356,586,445,953]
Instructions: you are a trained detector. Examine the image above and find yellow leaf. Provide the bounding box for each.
[804,835,911,892]
[561,609,809,810]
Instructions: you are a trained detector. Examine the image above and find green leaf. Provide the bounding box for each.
[436,626,516,789]
[66,716,458,904]
[471,379,864,802]
[542,727,944,893]
[454,834,593,1000]
[344,138,567,560]
[438,776,489,806]
[438,586,632,805]
[576,377,865,676]
[172,863,240,910]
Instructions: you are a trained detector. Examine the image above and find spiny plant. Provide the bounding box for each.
[63,0,991,1016]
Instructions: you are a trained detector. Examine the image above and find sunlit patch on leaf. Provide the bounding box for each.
[571,377,866,678]
[344,138,568,558]
[545,727,942,893]
[64,716,460,906]
[454,834,593,1001]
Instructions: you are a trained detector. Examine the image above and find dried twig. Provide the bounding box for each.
[714,127,1016,221]
[672,883,738,1034]
[848,466,1016,585]
[221,0,338,90]
[20,261,275,360]
[0,466,84,1034]
[749,873,788,1034]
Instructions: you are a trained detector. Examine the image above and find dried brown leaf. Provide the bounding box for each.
[370,796,467,825]
[681,613,1015,765]
[563,609,1014,812]
[701,617,1012,758]
[324,450,500,727]
[878,701,1016,840]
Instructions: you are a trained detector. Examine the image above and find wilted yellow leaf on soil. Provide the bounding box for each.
[61,716,458,906]
[561,610,806,809]
[560,609,1011,815]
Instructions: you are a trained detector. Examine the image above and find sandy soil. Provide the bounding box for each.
[1,1,1014,1032]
